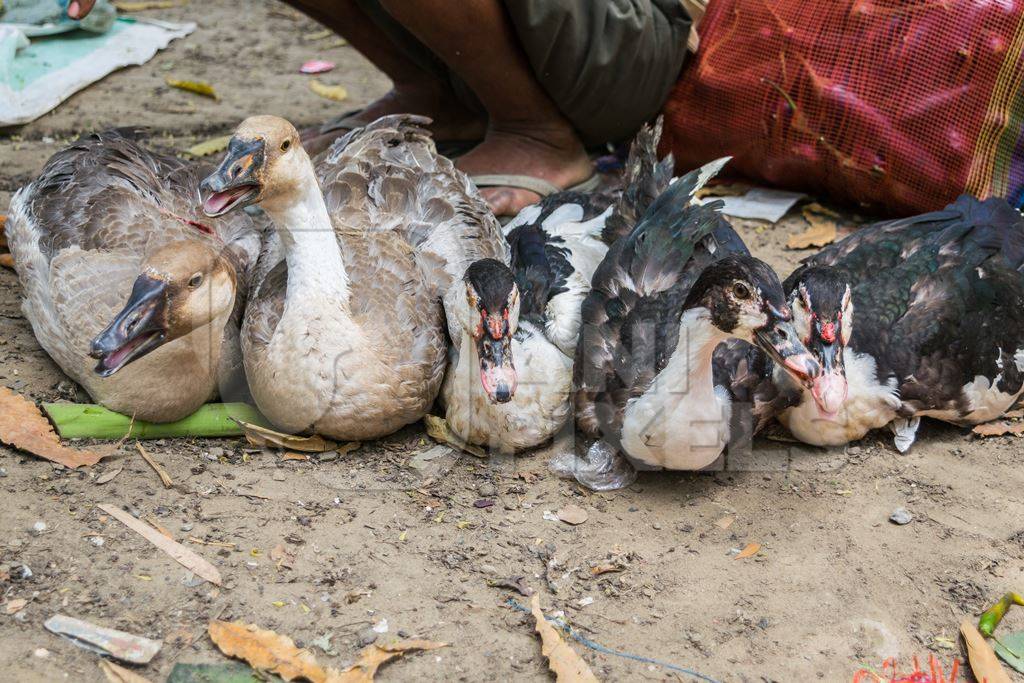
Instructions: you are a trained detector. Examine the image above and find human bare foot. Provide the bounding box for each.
[302,82,486,156]
[456,121,593,216]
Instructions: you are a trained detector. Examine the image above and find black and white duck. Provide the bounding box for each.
[441,122,672,453]
[777,194,1024,451]
[573,159,820,481]
[6,130,262,422]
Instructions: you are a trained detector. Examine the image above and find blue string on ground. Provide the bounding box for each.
[506,598,722,683]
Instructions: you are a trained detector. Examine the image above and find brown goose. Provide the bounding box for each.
[198,115,465,440]
[6,130,261,422]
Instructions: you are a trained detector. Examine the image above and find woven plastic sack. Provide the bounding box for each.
[662,1,1024,215]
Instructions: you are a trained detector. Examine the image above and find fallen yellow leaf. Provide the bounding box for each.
[735,542,761,559]
[530,595,598,682]
[309,80,348,102]
[114,0,186,9]
[185,135,231,157]
[166,78,219,100]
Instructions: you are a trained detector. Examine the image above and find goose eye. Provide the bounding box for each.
[732,282,751,300]
[188,273,204,288]
[280,139,291,152]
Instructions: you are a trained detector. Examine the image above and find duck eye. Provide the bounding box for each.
[732,282,751,300]
[281,139,291,152]
[188,273,204,288]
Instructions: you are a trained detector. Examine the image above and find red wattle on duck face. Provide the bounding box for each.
[811,371,848,416]
[819,321,836,343]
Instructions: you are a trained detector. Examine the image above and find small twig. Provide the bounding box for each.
[136,442,173,488]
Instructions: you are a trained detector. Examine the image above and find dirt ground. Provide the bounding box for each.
[2,2,1024,682]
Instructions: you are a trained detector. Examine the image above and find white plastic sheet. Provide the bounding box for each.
[0,17,193,126]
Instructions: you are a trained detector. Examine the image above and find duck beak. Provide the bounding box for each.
[754,318,820,388]
[90,275,169,377]
[200,137,265,217]
[807,323,848,416]
[476,313,517,403]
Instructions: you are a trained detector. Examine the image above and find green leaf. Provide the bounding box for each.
[993,631,1024,673]
[167,662,279,683]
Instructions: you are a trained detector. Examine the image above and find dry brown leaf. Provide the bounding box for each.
[334,640,448,683]
[209,621,328,682]
[0,386,109,468]
[961,619,1011,683]
[788,203,839,250]
[423,415,485,458]
[99,660,154,683]
[715,515,735,530]
[209,620,444,683]
[557,505,588,525]
[4,598,27,614]
[234,418,337,452]
[0,254,11,270]
[281,452,309,461]
[100,504,221,585]
[270,543,296,570]
[1005,408,1024,419]
[530,595,598,682]
[95,466,123,485]
[735,542,761,559]
[309,80,348,102]
[973,419,1024,437]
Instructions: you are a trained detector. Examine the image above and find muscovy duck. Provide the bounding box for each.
[780,195,1024,451]
[441,121,673,453]
[573,159,820,482]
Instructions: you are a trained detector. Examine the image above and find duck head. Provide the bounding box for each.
[461,259,520,403]
[90,241,237,376]
[684,254,821,387]
[789,266,853,417]
[201,115,306,216]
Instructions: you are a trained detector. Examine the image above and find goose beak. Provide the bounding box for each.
[754,318,820,388]
[476,313,517,403]
[200,137,265,217]
[90,275,169,377]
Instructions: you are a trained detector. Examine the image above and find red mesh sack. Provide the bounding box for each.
[661,1,1024,215]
